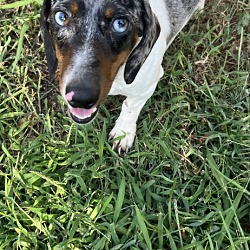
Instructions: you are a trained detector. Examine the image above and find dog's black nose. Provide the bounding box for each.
[66,86,99,109]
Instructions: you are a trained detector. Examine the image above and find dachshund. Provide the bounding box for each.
[41,0,205,153]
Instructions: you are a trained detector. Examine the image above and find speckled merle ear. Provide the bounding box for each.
[40,0,58,79]
[124,1,160,84]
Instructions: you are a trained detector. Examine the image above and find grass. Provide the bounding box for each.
[0,0,249,249]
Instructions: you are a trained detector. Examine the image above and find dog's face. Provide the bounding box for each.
[41,0,160,124]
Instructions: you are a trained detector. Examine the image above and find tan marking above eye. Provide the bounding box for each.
[70,2,79,14]
[104,7,115,19]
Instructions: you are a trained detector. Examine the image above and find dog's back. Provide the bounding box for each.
[164,0,204,46]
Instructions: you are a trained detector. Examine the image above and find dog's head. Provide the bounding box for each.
[41,0,160,124]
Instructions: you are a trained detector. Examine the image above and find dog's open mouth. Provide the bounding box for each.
[69,106,99,124]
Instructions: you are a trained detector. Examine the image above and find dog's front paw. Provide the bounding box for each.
[109,122,136,154]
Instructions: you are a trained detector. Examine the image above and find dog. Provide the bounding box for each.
[41,0,205,153]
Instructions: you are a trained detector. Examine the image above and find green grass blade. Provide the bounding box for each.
[12,22,29,71]
[157,211,163,249]
[216,191,245,248]
[114,176,126,223]
[207,151,250,196]
[135,205,152,250]
[0,0,42,8]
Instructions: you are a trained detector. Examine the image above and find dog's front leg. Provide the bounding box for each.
[109,62,164,153]
[109,96,149,153]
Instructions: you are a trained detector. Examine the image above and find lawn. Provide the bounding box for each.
[0,0,249,249]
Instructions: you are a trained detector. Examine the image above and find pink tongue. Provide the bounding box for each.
[66,91,96,119]
[70,106,96,119]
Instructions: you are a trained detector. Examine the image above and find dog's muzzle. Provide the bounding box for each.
[65,85,100,124]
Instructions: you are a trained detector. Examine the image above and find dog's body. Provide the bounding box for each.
[41,0,205,152]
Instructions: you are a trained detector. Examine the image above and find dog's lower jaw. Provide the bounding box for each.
[69,106,99,124]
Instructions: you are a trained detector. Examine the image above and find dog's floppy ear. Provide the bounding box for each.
[40,0,58,79]
[124,1,160,84]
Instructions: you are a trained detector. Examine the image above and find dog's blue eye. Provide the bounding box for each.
[55,11,68,26]
[113,18,128,33]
